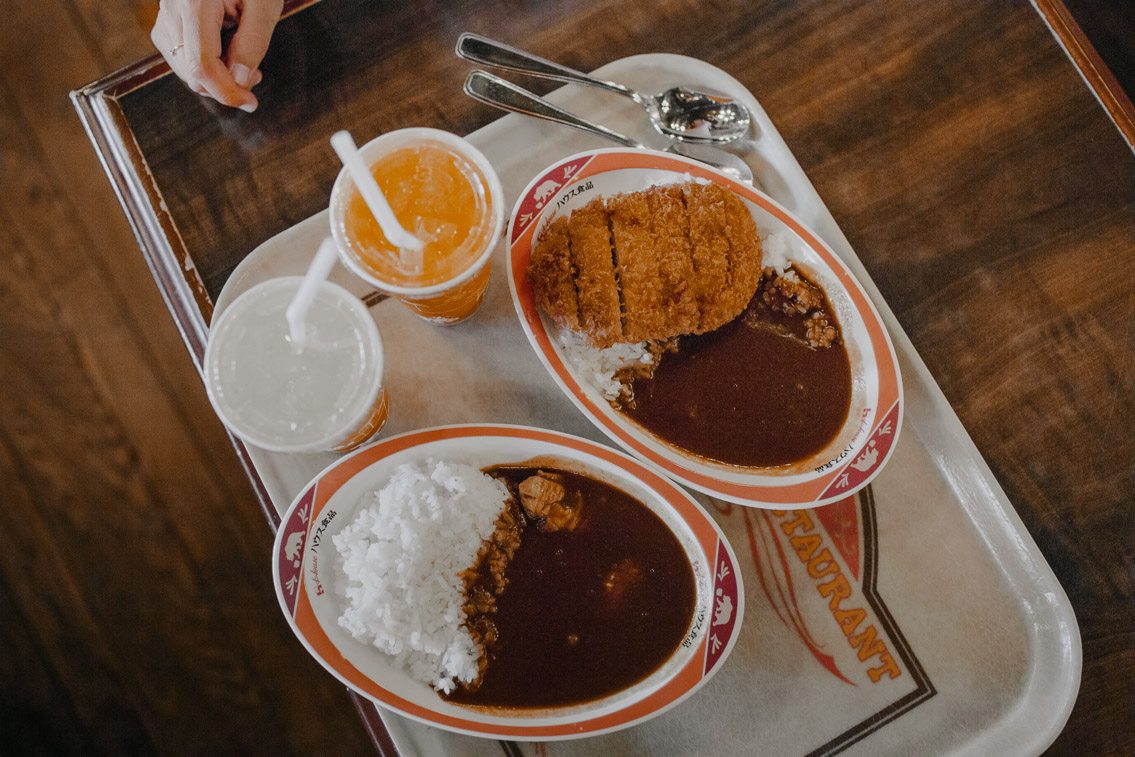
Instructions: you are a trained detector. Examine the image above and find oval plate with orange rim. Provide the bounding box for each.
[507,148,903,508]
[272,424,743,741]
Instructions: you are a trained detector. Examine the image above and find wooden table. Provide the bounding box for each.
[73,1,1135,754]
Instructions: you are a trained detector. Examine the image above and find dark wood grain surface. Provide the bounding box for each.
[4,0,1133,754]
[1,1,374,754]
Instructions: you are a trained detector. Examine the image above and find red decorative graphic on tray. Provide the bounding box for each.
[510,156,593,244]
[742,501,906,686]
[812,495,861,581]
[820,401,900,502]
[704,539,739,675]
[277,484,315,617]
[744,508,854,685]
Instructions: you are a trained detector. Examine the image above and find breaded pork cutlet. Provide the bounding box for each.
[568,199,622,347]
[528,216,580,332]
[527,182,763,346]
[684,182,760,334]
[647,184,700,336]
[681,182,730,331]
[608,190,667,342]
[719,186,764,313]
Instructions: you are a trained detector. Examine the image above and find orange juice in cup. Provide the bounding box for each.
[330,128,504,324]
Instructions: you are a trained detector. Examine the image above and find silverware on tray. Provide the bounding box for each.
[463,70,755,184]
[456,33,751,144]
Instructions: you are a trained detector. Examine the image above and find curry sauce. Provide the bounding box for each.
[619,267,853,467]
[446,467,696,709]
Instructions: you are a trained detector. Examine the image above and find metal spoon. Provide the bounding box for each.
[464,71,754,184]
[457,33,751,144]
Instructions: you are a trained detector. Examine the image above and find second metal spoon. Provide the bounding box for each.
[464,70,754,184]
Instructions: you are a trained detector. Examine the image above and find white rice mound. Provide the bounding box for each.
[762,229,795,273]
[557,330,654,401]
[332,459,510,694]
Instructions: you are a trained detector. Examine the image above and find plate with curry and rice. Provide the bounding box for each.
[273,424,743,740]
[507,148,903,508]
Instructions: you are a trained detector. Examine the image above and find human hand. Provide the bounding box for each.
[151,0,284,112]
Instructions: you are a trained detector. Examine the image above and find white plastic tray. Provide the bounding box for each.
[216,54,1080,757]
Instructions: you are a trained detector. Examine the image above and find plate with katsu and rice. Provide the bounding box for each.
[507,148,903,507]
[273,424,742,740]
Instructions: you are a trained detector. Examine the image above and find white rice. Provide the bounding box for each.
[557,329,654,401]
[761,229,795,274]
[332,459,510,693]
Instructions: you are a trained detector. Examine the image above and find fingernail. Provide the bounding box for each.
[240,101,257,113]
[231,63,253,87]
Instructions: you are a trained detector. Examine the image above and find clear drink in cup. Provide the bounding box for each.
[204,277,388,454]
[330,127,505,324]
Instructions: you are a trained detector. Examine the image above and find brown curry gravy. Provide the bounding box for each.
[445,467,696,709]
[619,267,853,467]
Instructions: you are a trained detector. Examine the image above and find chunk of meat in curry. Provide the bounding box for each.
[517,471,582,532]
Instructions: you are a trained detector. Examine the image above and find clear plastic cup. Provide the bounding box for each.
[329,128,505,324]
[204,277,388,453]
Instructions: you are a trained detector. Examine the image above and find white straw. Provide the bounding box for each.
[285,236,340,348]
[330,130,424,263]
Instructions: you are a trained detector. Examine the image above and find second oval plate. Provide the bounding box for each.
[506,148,903,508]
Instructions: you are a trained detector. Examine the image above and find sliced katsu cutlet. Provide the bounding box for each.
[682,182,737,333]
[720,188,764,304]
[646,184,699,335]
[608,190,668,342]
[526,183,764,346]
[527,216,580,332]
[568,198,623,347]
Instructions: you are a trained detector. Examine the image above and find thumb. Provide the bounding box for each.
[225,0,283,87]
